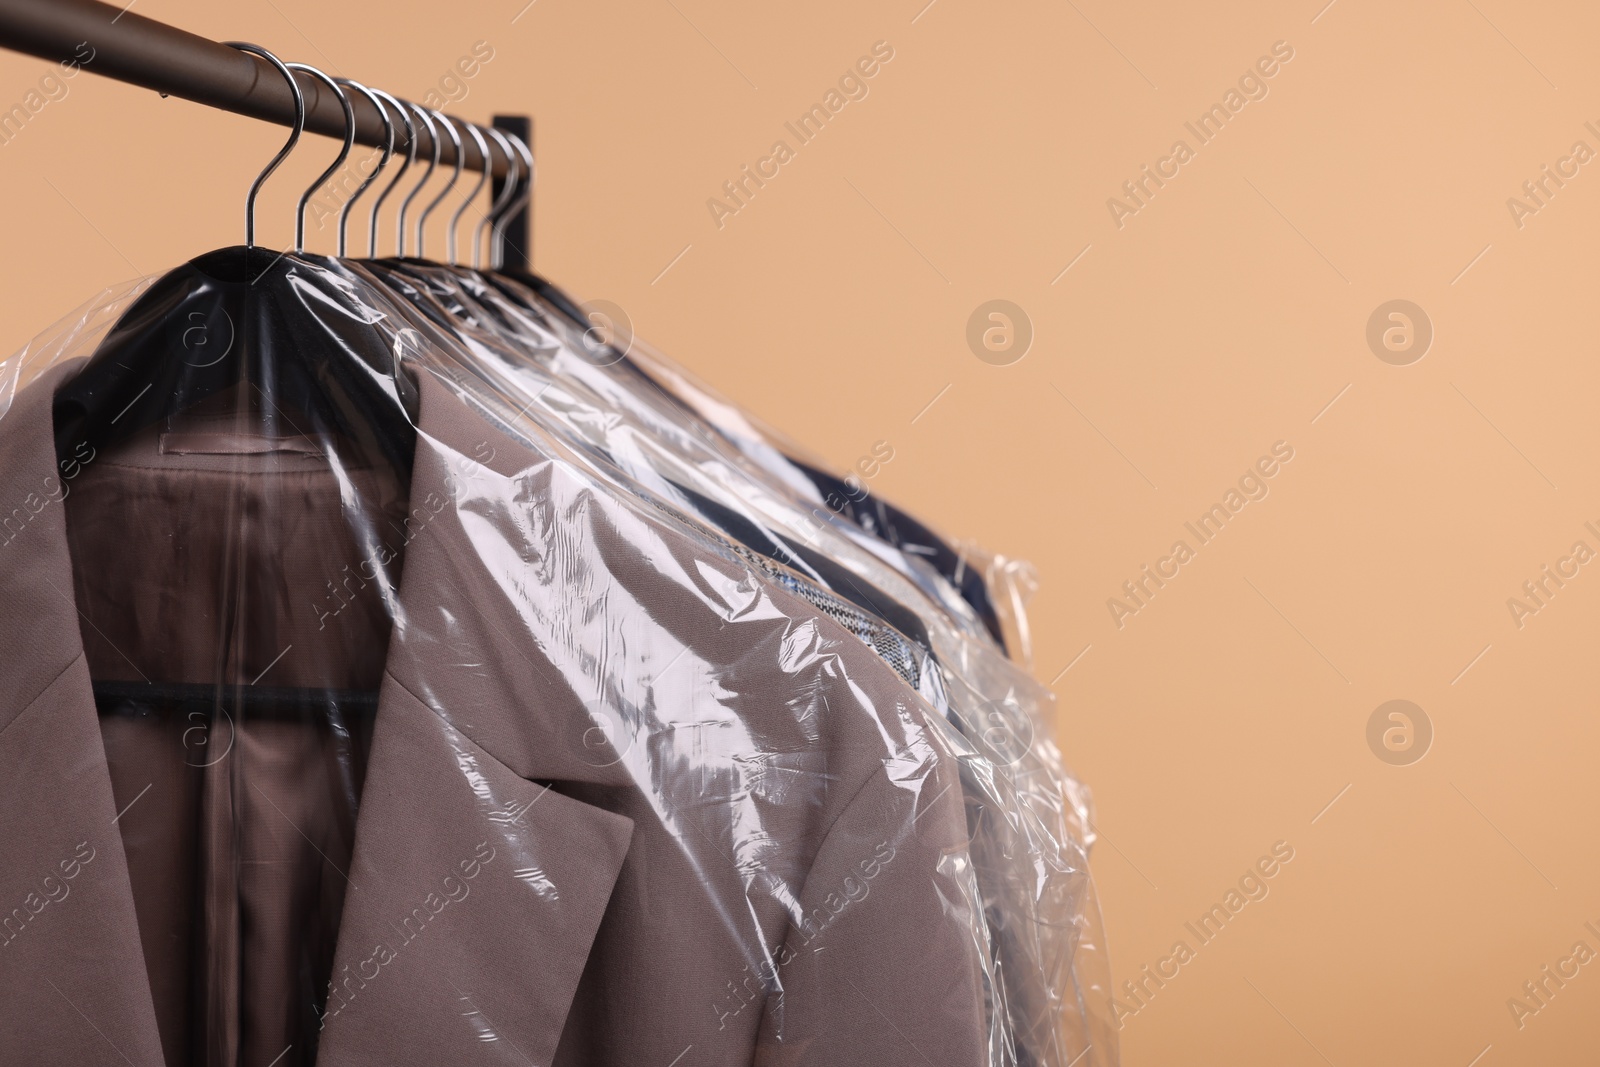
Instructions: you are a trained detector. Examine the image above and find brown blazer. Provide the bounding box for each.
[0,360,988,1066]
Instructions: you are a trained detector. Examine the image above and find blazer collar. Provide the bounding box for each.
[0,360,634,1066]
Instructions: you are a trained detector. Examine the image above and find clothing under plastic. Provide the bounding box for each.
[0,249,1116,1067]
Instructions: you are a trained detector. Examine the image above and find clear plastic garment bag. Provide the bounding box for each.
[0,46,1115,1067]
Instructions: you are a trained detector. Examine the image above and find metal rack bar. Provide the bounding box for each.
[0,0,512,177]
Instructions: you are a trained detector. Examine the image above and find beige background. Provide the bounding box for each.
[3,0,1599,1063]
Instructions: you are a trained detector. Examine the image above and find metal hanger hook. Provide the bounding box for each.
[333,79,393,258]
[396,103,438,257]
[486,129,529,270]
[477,126,520,270]
[417,109,462,260]
[495,131,534,269]
[223,43,303,250]
[449,121,491,267]
[284,63,354,254]
[365,87,415,258]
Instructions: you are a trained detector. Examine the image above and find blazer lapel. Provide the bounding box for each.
[0,361,167,1067]
[0,360,636,1067]
[312,677,634,1067]
[314,372,636,1066]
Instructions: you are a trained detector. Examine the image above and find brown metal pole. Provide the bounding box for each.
[0,0,506,175]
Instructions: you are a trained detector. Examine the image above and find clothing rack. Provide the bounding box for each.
[0,0,531,267]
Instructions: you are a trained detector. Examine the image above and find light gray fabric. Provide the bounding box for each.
[0,360,990,1066]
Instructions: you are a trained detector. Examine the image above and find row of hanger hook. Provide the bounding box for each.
[227,42,531,269]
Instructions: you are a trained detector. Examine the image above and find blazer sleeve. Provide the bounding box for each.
[752,756,992,1067]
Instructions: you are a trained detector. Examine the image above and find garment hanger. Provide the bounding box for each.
[351,114,601,429]
[291,72,466,367]
[49,45,424,723]
[459,126,590,327]
[449,119,491,266]
[300,97,556,418]
[476,126,521,270]
[53,43,417,501]
[334,78,394,259]
[357,109,509,356]
[416,109,462,261]
[286,62,355,254]
[437,132,597,352]
[473,129,590,330]
[359,116,543,348]
[493,132,535,270]
[234,41,301,251]
[365,87,415,258]
[395,102,438,258]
